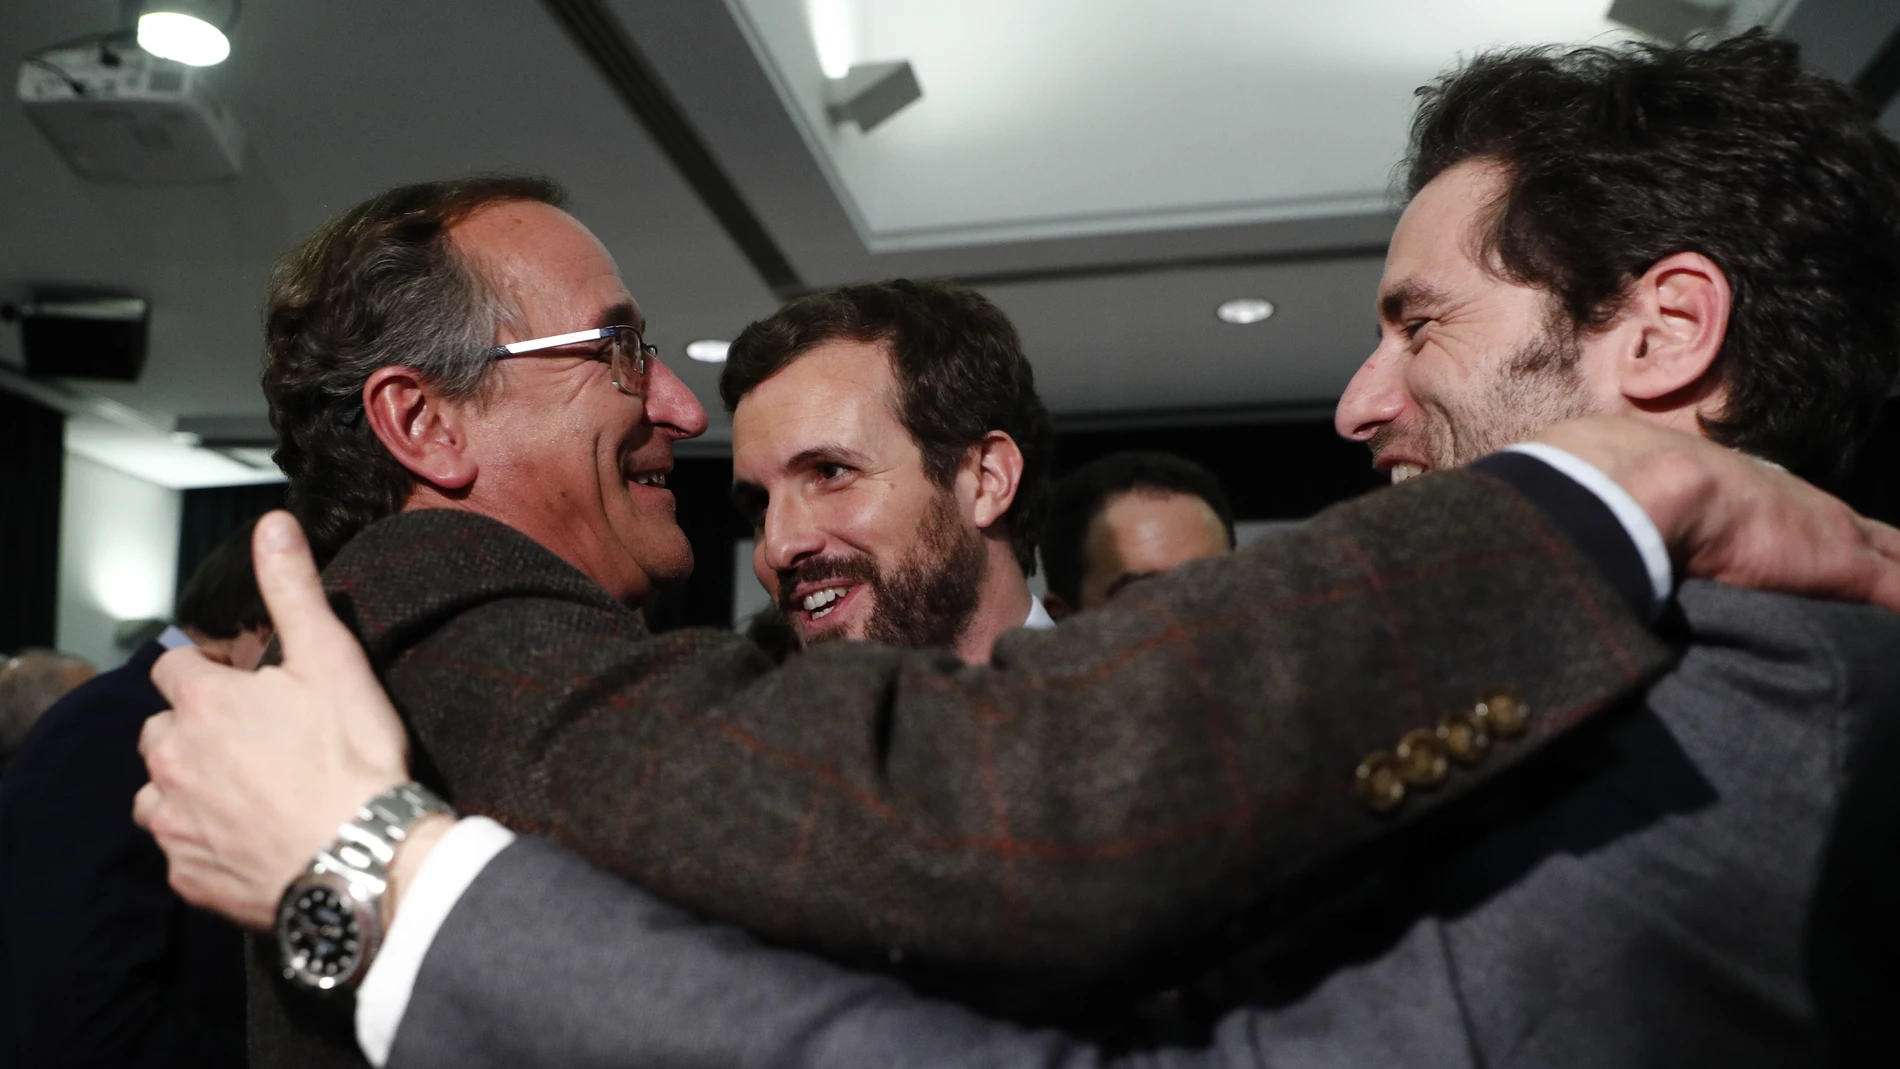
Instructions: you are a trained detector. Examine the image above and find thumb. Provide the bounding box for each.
[250,512,364,675]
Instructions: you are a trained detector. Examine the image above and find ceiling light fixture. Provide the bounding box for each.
[136,1,233,67]
[685,339,730,363]
[1216,298,1275,325]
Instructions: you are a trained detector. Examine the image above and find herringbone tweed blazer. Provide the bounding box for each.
[248,471,1669,1068]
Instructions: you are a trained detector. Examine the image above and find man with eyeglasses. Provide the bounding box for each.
[207,174,1900,1069]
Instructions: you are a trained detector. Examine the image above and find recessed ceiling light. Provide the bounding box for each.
[685,339,730,363]
[1216,298,1275,325]
[137,5,232,67]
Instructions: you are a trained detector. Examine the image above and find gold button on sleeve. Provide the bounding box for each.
[1437,710,1490,764]
[1474,688,1529,738]
[1355,751,1407,814]
[1395,728,1449,786]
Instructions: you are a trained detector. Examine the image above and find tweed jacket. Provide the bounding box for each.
[380,585,1900,1069]
[248,470,1669,1068]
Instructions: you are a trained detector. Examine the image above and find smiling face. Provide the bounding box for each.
[731,337,988,649]
[1335,160,1612,479]
[443,201,708,603]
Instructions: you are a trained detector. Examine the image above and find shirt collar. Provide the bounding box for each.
[1022,596,1056,631]
[156,625,197,650]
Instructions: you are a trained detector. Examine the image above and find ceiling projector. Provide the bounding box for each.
[18,41,243,184]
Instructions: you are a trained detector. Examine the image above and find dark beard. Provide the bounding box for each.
[776,490,987,651]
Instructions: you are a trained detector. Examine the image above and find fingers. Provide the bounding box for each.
[132,781,162,832]
[138,709,173,760]
[149,646,220,710]
[1862,516,1900,565]
[1854,517,1900,614]
[250,511,359,668]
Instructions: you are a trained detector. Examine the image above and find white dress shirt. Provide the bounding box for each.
[354,449,1672,1065]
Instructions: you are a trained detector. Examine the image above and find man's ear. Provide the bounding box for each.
[1615,251,1730,407]
[361,366,478,490]
[962,431,1025,531]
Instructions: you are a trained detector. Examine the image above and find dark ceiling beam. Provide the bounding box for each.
[537,0,806,299]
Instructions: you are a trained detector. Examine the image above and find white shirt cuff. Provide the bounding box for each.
[1503,442,1674,610]
[355,815,517,1068]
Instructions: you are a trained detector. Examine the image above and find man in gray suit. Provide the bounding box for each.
[138,28,1900,1069]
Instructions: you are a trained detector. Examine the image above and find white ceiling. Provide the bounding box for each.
[739,0,1642,248]
[1,0,1889,486]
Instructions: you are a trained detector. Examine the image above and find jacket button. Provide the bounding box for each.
[1355,751,1407,814]
[1395,728,1449,786]
[1474,688,1528,738]
[1437,710,1490,764]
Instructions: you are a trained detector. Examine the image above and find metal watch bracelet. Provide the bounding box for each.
[275,782,452,993]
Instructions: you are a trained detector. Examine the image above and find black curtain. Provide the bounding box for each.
[0,391,65,652]
[175,482,288,599]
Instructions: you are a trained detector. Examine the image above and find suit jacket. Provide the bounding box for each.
[1808,596,1900,1068]
[0,640,248,1069]
[250,470,1670,1067]
[380,584,1900,1069]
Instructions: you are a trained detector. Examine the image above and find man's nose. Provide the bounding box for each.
[1334,348,1406,442]
[759,494,824,577]
[643,359,709,440]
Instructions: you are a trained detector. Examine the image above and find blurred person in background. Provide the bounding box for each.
[1038,451,1236,618]
[0,649,94,772]
[724,280,1056,664]
[0,522,271,1069]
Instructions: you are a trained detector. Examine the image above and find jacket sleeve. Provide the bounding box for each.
[391,835,1255,1069]
[385,470,1671,990]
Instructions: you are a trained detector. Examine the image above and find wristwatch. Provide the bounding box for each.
[275,782,451,993]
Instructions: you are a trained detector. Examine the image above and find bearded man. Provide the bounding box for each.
[726,280,1056,663]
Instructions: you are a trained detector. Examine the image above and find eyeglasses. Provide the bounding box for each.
[489,324,654,399]
[337,324,655,428]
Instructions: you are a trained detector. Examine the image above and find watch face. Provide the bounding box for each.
[279,879,370,990]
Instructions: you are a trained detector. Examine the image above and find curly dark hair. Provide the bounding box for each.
[262,174,567,564]
[1407,29,1900,483]
[1040,451,1236,608]
[719,280,1054,574]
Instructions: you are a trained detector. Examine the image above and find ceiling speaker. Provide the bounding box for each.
[6,295,150,381]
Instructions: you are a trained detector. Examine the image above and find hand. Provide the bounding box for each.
[134,511,415,931]
[1535,418,1900,612]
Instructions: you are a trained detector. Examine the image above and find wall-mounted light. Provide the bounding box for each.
[825,60,923,133]
[685,339,730,363]
[1216,298,1275,325]
[137,0,234,67]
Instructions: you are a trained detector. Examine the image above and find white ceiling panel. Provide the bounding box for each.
[734,0,1642,249]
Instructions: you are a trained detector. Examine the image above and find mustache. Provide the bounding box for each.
[776,554,878,613]
[1366,424,1400,464]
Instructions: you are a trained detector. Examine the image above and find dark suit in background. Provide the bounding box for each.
[246,468,1670,1068]
[0,638,247,1069]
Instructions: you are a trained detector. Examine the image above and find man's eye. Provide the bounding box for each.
[814,462,851,482]
[1402,320,1429,340]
